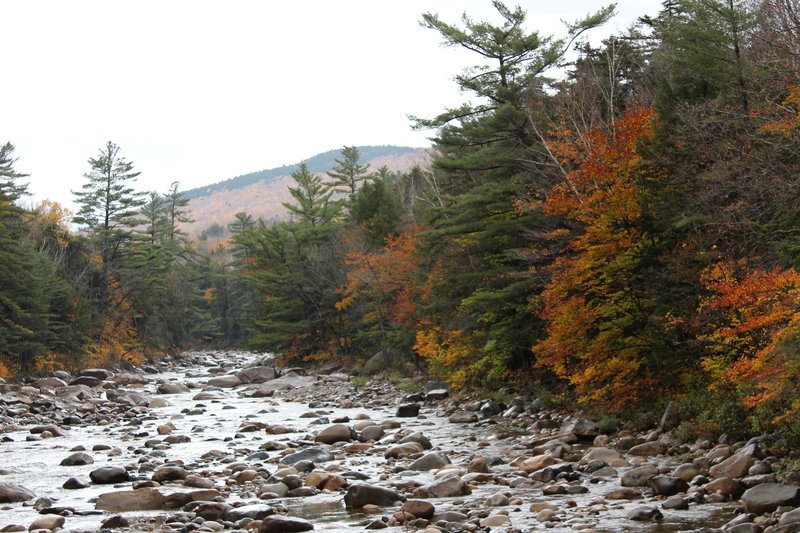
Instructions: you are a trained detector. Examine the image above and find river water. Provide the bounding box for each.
[0,351,736,532]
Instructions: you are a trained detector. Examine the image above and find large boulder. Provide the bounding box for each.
[621,465,658,487]
[742,483,800,515]
[414,474,471,498]
[207,375,241,388]
[90,466,131,484]
[225,504,275,521]
[259,516,314,533]
[0,482,34,503]
[157,382,189,394]
[408,452,451,471]
[60,452,94,466]
[152,466,188,482]
[709,454,754,479]
[282,448,334,465]
[362,349,405,375]
[344,483,404,508]
[314,424,354,444]
[96,488,167,511]
[237,366,278,384]
[561,418,599,439]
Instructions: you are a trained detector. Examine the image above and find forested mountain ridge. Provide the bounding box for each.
[181,146,429,237]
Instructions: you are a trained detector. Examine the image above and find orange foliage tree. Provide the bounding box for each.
[85,273,144,367]
[699,261,800,423]
[534,106,665,408]
[337,227,422,354]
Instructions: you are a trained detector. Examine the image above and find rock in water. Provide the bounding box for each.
[259,516,314,533]
[408,452,451,471]
[742,483,800,514]
[0,483,34,503]
[60,452,94,466]
[344,483,403,508]
[627,506,663,521]
[314,424,353,444]
[414,474,471,498]
[282,448,334,465]
[28,515,65,531]
[90,466,131,484]
[95,488,167,511]
[396,404,420,417]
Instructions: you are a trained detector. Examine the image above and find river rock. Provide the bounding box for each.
[28,515,64,531]
[448,412,478,424]
[704,477,742,497]
[520,454,558,474]
[650,475,689,496]
[62,477,89,490]
[0,483,34,502]
[627,441,667,456]
[408,452,451,471]
[79,368,112,380]
[152,466,188,482]
[32,377,67,389]
[396,404,420,417]
[581,447,623,465]
[90,466,131,484]
[360,425,384,442]
[207,375,241,388]
[399,432,432,449]
[194,502,232,520]
[344,483,403,508]
[96,488,167,511]
[672,463,701,481]
[606,487,642,500]
[414,474,471,498]
[282,447,334,465]
[182,475,214,489]
[561,418,599,439]
[314,424,353,444]
[29,424,66,437]
[621,465,658,486]
[385,442,424,458]
[69,375,103,387]
[401,500,435,519]
[742,483,800,514]
[709,454,754,479]
[101,515,130,528]
[237,366,277,384]
[627,506,663,521]
[60,452,94,466]
[157,382,189,394]
[225,504,275,521]
[259,515,314,533]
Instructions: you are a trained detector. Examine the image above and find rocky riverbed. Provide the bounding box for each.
[0,350,798,533]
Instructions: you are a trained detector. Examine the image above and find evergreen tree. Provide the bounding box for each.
[284,163,340,227]
[0,143,48,370]
[326,146,370,197]
[73,141,146,275]
[409,2,614,386]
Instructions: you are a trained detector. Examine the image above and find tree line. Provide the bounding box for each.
[3,0,800,442]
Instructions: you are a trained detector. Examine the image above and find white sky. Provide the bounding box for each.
[3,1,663,211]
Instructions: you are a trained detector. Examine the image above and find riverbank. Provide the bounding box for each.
[0,350,797,533]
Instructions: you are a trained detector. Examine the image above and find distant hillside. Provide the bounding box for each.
[183,145,423,201]
[182,145,430,239]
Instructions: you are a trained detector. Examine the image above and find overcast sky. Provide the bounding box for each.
[4,1,663,210]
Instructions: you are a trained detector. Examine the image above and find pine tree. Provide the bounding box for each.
[73,141,146,274]
[284,163,340,227]
[326,146,370,196]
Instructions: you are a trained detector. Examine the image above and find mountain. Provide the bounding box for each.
[182,145,430,239]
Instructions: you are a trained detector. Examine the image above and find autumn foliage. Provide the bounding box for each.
[534,107,661,408]
[700,262,800,423]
